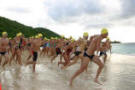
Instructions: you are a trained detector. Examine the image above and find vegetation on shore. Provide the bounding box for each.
[0,16,60,38]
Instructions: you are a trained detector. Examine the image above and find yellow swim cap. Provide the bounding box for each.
[51,37,54,39]
[38,33,43,37]
[16,33,19,37]
[2,32,7,35]
[16,32,22,37]
[44,37,48,40]
[69,36,72,39]
[71,39,75,42]
[61,35,65,38]
[35,35,39,39]
[19,32,22,35]
[83,32,89,37]
[101,28,108,34]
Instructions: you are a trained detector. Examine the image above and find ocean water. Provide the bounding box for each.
[112,43,135,55]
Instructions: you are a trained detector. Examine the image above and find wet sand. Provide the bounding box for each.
[1,53,135,90]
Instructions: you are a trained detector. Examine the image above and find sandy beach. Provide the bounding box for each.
[1,53,135,90]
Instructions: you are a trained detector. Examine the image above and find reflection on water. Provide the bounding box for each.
[1,54,135,90]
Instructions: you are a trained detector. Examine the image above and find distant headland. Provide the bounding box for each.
[111,40,121,44]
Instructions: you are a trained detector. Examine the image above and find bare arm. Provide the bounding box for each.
[96,38,101,54]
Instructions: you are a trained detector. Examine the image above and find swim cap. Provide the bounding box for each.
[35,35,39,39]
[2,32,7,35]
[44,37,48,40]
[101,28,108,34]
[71,39,75,42]
[19,32,22,35]
[61,35,65,38]
[38,33,43,38]
[69,36,72,39]
[83,32,89,37]
[51,37,54,39]
[9,37,11,40]
[16,32,22,37]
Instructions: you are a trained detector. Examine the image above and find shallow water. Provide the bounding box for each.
[1,54,135,90]
[112,43,135,55]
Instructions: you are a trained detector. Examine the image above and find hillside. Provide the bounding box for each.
[0,16,60,38]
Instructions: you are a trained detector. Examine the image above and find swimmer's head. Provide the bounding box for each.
[9,37,12,40]
[61,35,65,39]
[71,38,75,42]
[16,32,22,37]
[69,36,73,40]
[51,37,53,39]
[2,32,8,37]
[44,37,47,40]
[101,28,108,38]
[31,36,34,39]
[38,33,43,38]
[35,35,39,39]
[83,32,89,40]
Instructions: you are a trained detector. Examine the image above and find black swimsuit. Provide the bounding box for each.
[33,51,38,61]
[74,51,81,56]
[99,51,107,56]
[0,52,7,55]
[56,48,62,55]
[83,52,95,60]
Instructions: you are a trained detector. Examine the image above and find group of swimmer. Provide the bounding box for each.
[0,28,111,86]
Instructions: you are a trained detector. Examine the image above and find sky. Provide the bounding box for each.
[0,0,135,43]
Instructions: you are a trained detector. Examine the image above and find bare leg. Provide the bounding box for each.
[62,56,78,69]
[59,54,62,62]
[9,51,16,65]
[69,57,89,86]
[51,55,57,63]
[93,56,104,85]
[33,62,36,72]
[104,55,107,63]
[26,61,34,65]
[18,55,22,65]
[0,56,2,65]
[17,50,22,65]
[80,56,88,72]
[58,61,65,66]
[2,55,9,67]
[26,54,32,61]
